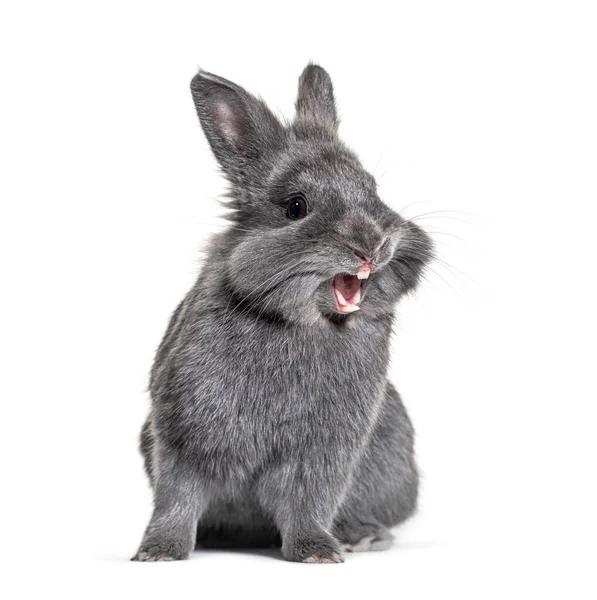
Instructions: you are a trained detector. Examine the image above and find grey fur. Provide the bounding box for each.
[132,63,433,563]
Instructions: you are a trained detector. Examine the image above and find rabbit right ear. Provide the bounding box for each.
[295,63,338,132]
[190,70,284,180]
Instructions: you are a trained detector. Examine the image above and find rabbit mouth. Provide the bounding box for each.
[333,273,366,313]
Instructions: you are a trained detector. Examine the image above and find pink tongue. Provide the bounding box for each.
[334,274,362,313]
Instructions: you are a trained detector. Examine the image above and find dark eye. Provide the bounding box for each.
[286,195,308,220]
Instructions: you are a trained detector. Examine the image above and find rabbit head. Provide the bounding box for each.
[190,64,433,325]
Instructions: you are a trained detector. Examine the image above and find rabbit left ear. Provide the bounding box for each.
[295,63,338,132]
[190,70,284,180]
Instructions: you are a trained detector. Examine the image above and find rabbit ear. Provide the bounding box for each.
[295,63,338,132]
[190,70,284,179]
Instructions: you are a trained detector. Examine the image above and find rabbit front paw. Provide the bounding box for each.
[131,536,192,562]
[282,531,344,564]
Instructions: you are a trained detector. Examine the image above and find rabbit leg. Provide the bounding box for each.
[333,381,419,550]
[132,451,206,562]
[257,461,350,564]
[333,518,394,552]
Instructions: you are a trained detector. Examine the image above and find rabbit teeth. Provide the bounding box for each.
[356,270,370,280]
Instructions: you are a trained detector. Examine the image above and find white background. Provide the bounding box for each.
[1,1,596,598]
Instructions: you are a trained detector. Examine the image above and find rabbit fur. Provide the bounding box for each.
[132,64,433,563]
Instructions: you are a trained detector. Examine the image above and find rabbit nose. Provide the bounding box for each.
[343,213,385,263]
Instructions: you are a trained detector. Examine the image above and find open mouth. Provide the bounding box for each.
[333,272,368,313]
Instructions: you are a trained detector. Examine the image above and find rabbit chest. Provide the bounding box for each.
[156,310,393,481]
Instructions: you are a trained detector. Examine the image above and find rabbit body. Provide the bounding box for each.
[133,64,431,563]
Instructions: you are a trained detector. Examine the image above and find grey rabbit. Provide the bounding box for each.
[132,63,433,563]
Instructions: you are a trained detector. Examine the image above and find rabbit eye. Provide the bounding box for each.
[286,195,308,220]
